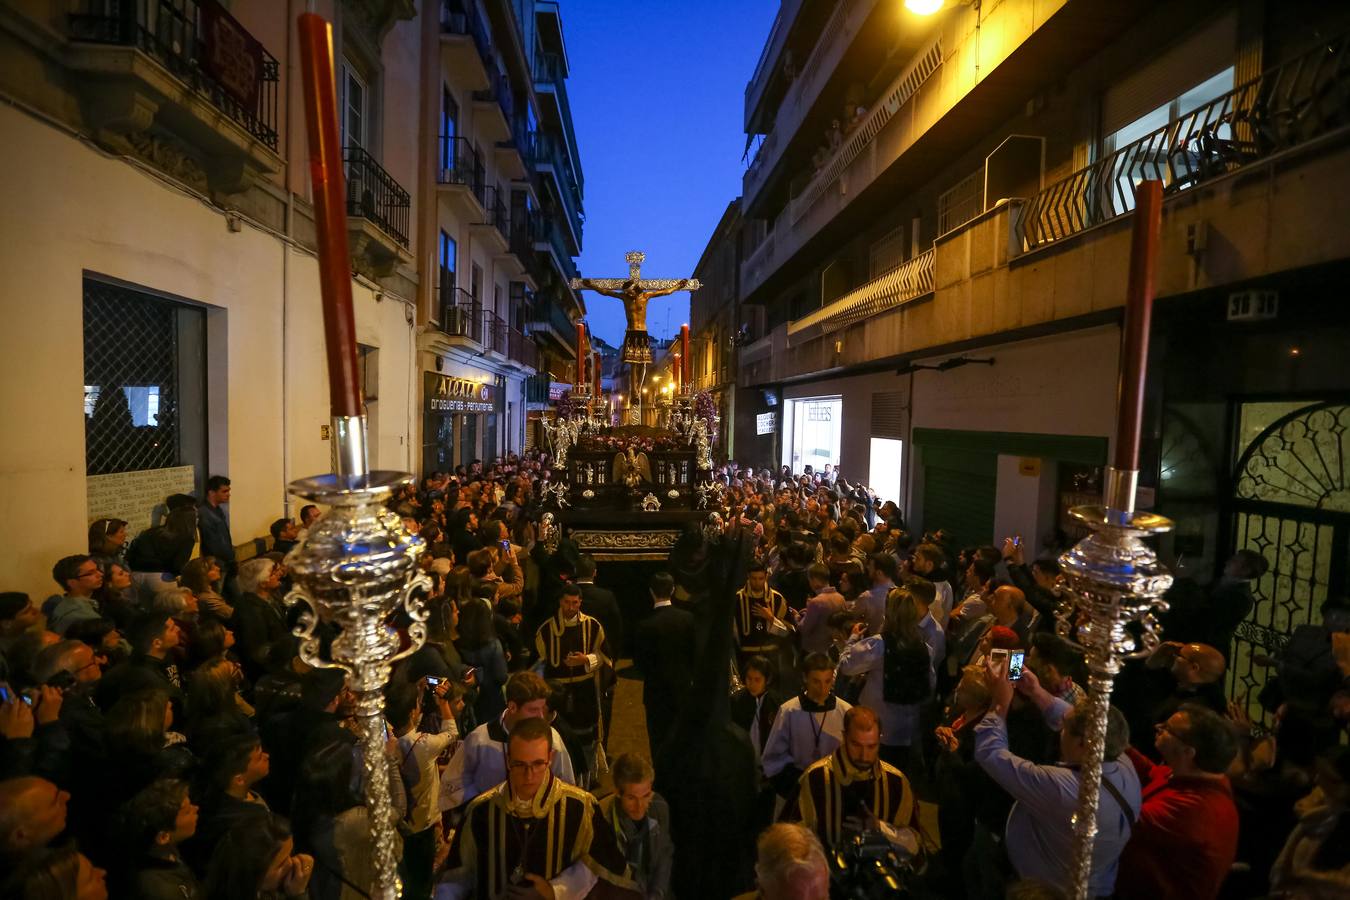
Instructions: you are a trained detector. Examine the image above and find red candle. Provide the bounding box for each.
[681,324,691,387]
[593,350,601,395]
[1114,180,1163,472]
[575,322,587,388]
[297,14,361,419]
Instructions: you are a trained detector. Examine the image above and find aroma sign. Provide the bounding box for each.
[425,373,494,412]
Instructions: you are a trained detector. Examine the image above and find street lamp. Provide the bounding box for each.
[904,0,945,14]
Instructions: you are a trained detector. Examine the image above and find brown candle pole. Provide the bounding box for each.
[575,322,587,394]
[1058,179,1173,900]
[285,16,432,900]
[681,323,691,391]
[297,14,366,476]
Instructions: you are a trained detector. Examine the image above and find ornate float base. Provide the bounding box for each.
[560,509,708,561]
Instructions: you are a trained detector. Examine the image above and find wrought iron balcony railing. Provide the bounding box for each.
[526,373,551,405]
[529,296,575,343]
[439,286,485,344]
[475,61,514,123]
[440,0,491,63]
[437,135,486,205]
[343,146,411,247]
[534,52,563,84]
[1017,31,1350,253]
[68,0,280,151]
[481,185,509,239]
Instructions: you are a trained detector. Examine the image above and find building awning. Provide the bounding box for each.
[788,248,935,336]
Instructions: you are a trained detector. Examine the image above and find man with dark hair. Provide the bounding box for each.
[299,504,321,529]
[762,653,853,800]
[119,778,199,899]
[96,613,183,712]
[387,678,459,900]
[634,571,696,755]
[443,670,575,809]
[734,563,790,672]
[183,733,270,871]
[1115,704,1239,900]
[442,718,634,899]
[45,554,103,635]
[1028,632,1086,706]
[975,662,1139,897]
[857,553,898,636]
[198,475,236,597]
[907,543,953,625]
[1199,549,1270,659]
[787,706,919,854]
[269,517,300,555]
[575,553,622,745]
[730,656,783,759]
[534,583,611,782]
[798,563,845,656]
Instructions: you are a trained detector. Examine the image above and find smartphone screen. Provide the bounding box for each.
[1008,650,1026,681]
[425,676,443,687]
[500,540,510,551]
[0,684,11,703]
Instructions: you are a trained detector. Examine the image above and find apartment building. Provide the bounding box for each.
[689,199,744,456]
[0,0,585,597]
[733,0,1350,701]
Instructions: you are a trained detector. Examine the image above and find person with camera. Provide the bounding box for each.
[785,705,920,859]
[389,676,462,900]
[974,658,1140,897]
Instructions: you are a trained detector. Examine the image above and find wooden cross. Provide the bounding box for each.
[570,251,702,294]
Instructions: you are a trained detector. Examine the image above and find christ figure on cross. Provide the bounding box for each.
[572,251,701,365]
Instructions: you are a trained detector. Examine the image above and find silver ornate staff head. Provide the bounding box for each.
[284,471,432,900]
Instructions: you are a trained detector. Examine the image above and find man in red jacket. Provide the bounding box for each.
[1116,703,1240,900]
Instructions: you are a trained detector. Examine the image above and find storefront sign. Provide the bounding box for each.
[425,372,494,413]
[549,381,571,401]
[756,412,776,435]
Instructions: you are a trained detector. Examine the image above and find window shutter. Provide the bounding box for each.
[1101,12,1237,137]
[870,391,906,440]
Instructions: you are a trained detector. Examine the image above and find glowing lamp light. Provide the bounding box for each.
[904,0,945,14]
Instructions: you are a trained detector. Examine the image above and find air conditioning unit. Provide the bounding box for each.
[1227,290,1278,322]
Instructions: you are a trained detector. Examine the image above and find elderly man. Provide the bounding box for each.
[732,823,830,900]
[0,777,69,861]
[438,718,634,900]
[974,662,1140,897]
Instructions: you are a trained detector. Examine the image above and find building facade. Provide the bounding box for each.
[0,0,584,598]
[689,200,744,457]
[732,0,1350,706]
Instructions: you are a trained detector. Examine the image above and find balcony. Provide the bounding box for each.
[343,146,413,276]
[531,210,579,284]
[438,286,487,345]
[485,313,539,372]
[526,373,551,408]
[440,0,492,92]
[473,62,513,143]
[525,131,584,252]
[742,0,882,212]
[527,295,577,355]
[435,135,486,217]
[788,249,935,338]
[66,0,282,193]
[471,185,510,253]
[494,120,530,181]
[1016,31,1350,253]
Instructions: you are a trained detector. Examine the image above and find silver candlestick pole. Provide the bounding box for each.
[285,467,432,900]
[1055,467,1172,898]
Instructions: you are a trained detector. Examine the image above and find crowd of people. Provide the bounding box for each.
[1,450,1348,900]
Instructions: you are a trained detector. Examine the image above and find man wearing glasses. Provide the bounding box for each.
[438,717,634,900]
[45,555,104,636]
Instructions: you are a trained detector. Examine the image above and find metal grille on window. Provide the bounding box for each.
[84,279,182,476]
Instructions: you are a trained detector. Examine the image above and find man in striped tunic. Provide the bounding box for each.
[534,584,611,782]
[785,706,920,857]
[437,718,635,899]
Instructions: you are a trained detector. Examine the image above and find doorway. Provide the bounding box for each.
[784,396,842,475]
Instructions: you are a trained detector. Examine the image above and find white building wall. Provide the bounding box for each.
[0,103,415,598]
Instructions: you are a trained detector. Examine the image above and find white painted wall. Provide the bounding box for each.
[784,370,911,489]
[992,455,1060,551]
[0,105,415,598]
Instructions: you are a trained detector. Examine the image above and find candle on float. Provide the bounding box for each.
[575,322,587,388]
[1114,180,1163,473]
[681,324,691,387]
[297,14,361,419]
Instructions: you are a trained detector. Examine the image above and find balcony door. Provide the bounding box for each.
[341,61,368,152]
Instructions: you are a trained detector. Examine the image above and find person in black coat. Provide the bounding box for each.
[633,572,696,756]
[230,559,288,683]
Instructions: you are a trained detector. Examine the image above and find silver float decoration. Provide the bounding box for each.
[285,471,432,900]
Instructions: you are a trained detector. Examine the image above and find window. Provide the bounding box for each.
[439,230,457,285]
[340,62,368,151]
[869,438,903,507]
[440,86,458,171]
[1104,68,1235,154]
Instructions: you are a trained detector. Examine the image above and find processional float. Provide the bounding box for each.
[282,14,430,899]
[1055,180,1173,900]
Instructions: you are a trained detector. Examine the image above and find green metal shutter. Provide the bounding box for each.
[921,448,997,546]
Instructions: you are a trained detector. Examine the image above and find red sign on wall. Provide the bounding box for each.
[200,0,264,110]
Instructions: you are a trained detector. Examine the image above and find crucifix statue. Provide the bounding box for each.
[572,251,701,365]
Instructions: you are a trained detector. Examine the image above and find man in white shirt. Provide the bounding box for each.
[390,679,461,900]
[441,671,574,811]
[761,653,852,800]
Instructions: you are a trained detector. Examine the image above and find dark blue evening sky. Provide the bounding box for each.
[563,0,775,346]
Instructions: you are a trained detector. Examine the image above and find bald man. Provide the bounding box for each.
[1144,641,1229,733]
[0,777,69,859]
